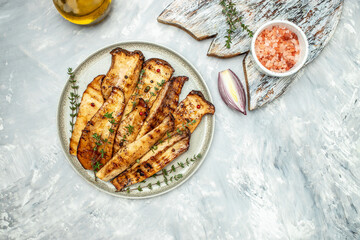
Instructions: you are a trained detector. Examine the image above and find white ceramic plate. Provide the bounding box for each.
[57,41,215,199]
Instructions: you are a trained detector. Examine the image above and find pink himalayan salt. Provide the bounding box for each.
[255,26,300,73]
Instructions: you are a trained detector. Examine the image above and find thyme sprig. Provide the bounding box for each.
[220,0,253,49]
[67,68,80,133]
[124,153,202,193]
[104,112,118,134]
[91,133,108,180]
[91,112,119,179]
[139,69,145,80]
[125,125,134,135]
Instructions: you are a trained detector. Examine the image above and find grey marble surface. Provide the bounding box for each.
[1,0,359,239]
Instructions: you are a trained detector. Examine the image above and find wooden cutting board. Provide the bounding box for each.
[158,0,343,110]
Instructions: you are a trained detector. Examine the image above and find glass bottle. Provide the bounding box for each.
[53,0,112,25]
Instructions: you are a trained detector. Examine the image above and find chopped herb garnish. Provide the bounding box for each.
[92,133,101,142]
[125,125,134,134]
[104,112,113,119]
[157,80,166,87]
[186,119,196,127]
[132,101,137,109]
[109,119,117,124]
[150,145,158,153]
[139,69,145,80]
[92,161,102,171]
[122,134,127,142]
[100,149,105,158]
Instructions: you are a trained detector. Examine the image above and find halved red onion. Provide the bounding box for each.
[218,69,247,115]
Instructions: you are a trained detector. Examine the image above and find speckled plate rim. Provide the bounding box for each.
[57,41,215,199]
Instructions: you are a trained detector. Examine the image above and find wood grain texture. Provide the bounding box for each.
[158,0,343,110]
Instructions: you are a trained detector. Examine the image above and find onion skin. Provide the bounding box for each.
[218,69,247,115]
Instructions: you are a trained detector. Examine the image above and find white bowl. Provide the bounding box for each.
[251,20,309,77]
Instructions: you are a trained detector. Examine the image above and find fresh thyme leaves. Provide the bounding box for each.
[154,87,159,91]
[92,133,101,141]
[100,149,105,158]
[177,119,197,133]
[132,101,137,109]
[176,128,183,135]
[104,113,117,134]
[122,134,127,142]
[174,174,183,181]
[104,112,113,118]
[92,161,103,171]
[150,92,156,97]
[125,125,134,135]
[68,68,80,133]
[109,119,117,125]
[136,159,140,163]
[157,80,166,87]
[178,162,185,168]
[186,119,196,127]
[91,133,110,177]
[139,69,145,80]
[150,145,158,153]
[220,0,253,49]
[120,124,133,143]
[124,153,202,193]
[166,131,172,142]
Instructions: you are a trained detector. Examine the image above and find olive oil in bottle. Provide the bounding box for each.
[53,0,112,25]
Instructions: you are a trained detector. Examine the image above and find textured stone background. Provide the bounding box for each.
[0,0,359,239]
